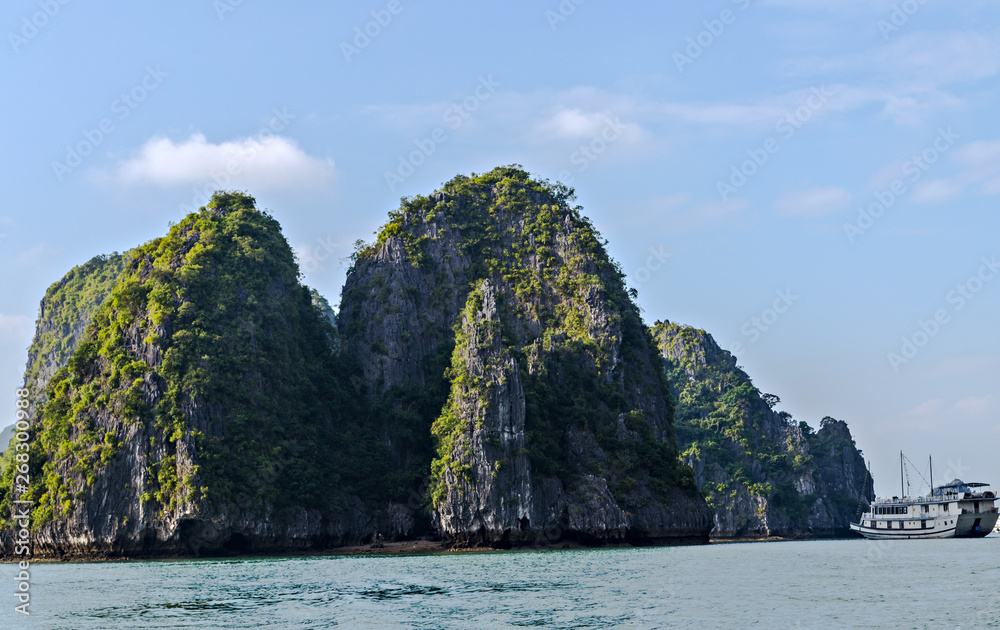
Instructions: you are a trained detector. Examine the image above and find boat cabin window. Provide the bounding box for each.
[875,506,908,515]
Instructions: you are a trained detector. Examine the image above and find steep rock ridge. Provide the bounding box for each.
[22,254,126,409]
[0,193,395,559]
[340,166,712,546]
[430,279,533,545]
[654,321,873,538]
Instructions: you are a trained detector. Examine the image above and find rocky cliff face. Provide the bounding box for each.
[654,322,873,538]
[0,192,397,559]
[339,166,712,547]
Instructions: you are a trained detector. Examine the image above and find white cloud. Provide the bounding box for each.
[911,179,965,205]
[783,31,1000,124]
[903,394,996,424]
[912,139,1000,204]
[790,31,1000,85]
[536,109,608,138]
[905,398,944,417]
[542,109,604,139]
[955,140,1000,167]
[109,133,336,190]
[637,85,852,127]
[775,186,851,217]
[954,394,994,417]
[873,31,1000,85]
[366,76,961,168]
[369,86,646,139]
[532,108,643,143]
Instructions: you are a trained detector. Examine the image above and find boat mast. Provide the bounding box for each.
[900,450,904,498]
[929,455,934,498]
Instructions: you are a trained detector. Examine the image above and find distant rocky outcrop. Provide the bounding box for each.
[0,424,13,456]
[309,287,337,329]
[654,322,873,538]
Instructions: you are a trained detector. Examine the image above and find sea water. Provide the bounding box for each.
[2,536,998,629]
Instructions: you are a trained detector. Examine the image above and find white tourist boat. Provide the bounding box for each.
[850,454,998,540]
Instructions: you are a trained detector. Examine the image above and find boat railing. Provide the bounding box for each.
[873,493,995,504]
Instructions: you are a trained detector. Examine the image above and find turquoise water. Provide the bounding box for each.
[2,536,998,629]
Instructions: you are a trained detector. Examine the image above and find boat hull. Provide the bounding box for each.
[850,522,956,540]
[851,510,998,540]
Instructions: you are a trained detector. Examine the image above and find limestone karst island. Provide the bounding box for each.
[0,167,872,560]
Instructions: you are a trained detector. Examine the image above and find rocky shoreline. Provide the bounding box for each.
[1,531,872,563]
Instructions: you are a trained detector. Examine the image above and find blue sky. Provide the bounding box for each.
[2,0,998,497]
